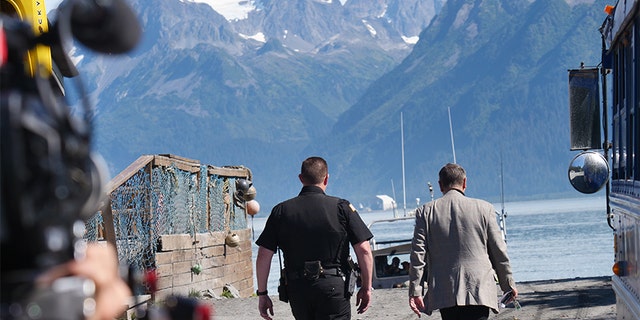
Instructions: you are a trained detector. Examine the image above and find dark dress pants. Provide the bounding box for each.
[439,305,490,320]
[287,275,350,320]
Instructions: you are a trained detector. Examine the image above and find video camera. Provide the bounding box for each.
[1,0,141,317]
[1,1,210,319]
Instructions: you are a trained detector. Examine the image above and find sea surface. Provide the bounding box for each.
[248,196,612,293]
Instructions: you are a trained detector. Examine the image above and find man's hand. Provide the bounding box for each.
[258,295,274,319]
[503,287,519,304]
[356,287,372,314]
[409,296,425,317]
[37,243,131,320]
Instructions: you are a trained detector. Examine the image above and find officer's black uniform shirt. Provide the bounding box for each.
[256,186,373,272]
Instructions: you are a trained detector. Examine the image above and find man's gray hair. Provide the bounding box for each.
[439,163,466,189]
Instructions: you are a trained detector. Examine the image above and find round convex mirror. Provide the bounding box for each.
[568,151,609,194]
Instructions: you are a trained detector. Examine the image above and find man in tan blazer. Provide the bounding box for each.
[408,163,517,319]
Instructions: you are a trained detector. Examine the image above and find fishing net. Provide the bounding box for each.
[84,158,249,272]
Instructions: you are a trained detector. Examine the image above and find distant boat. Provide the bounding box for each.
[367,217,415,289]
[376,195,396,211]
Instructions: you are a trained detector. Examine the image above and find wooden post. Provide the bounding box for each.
[102,197,117,255]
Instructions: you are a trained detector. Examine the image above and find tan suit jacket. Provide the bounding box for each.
[408,189,515,314]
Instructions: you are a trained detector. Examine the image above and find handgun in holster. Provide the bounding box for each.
[345,257,360,297]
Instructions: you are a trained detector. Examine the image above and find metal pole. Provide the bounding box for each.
[500,155,507,242]
[600,16,616,231]
[600,26,613,231]
[428,182,434,201]
[448,107,457,164]
[401,112,407,217]
[391,179,398,218]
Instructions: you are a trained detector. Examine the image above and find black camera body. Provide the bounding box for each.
[1,2,211,319]
[1,20,101,319]
[0,0,140,318]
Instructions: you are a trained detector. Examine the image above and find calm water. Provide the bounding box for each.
[248,197,612,293]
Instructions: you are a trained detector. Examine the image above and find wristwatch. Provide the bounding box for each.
[256,290,268,296]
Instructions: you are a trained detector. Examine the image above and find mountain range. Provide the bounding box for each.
[316,0,608,209]
[67,0,607,213]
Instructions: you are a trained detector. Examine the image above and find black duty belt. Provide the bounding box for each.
[287,267,343,281]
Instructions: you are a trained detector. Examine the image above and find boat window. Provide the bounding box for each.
[375,253,411,278]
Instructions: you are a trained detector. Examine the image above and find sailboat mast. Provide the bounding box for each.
[448,107,457,164]
[391,179,398,218]
[499,154,508,242]
[401,112,407,217]
[501,160,505,210]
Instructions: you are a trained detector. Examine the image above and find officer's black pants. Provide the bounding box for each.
[439,305,490,320]
[287,275,350,320]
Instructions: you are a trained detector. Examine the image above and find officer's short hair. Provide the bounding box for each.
[439,163,466,189]
[301,157,328,184]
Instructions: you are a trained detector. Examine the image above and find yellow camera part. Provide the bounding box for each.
[1,0,52,76]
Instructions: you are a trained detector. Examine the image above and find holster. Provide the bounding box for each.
[278,268,289,303]
[345,269,358,297]
[303,261,323,280]
[344,257,360,297]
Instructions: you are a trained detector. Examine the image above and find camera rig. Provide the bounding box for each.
[1,0,148,318]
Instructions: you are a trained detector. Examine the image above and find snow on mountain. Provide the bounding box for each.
[181,0,256,21]
[402,35,419,45]
[238,32,266,42]
[181,0,347,22]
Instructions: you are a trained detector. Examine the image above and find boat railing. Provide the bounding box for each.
[366,216,415,229]
[367,217,415,250]
[375,239,412,246]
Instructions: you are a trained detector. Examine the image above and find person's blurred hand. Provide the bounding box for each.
[38,243,131,320]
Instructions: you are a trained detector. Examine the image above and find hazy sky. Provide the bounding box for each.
[45,0,63,12]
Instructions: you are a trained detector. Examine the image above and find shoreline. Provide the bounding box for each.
[210,276,615,319]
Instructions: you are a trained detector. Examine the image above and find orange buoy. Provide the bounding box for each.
[246,200,260,216]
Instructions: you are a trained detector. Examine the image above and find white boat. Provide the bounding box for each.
[368,217,415,289]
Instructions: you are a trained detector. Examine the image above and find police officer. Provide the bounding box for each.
[255,156,374,320]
